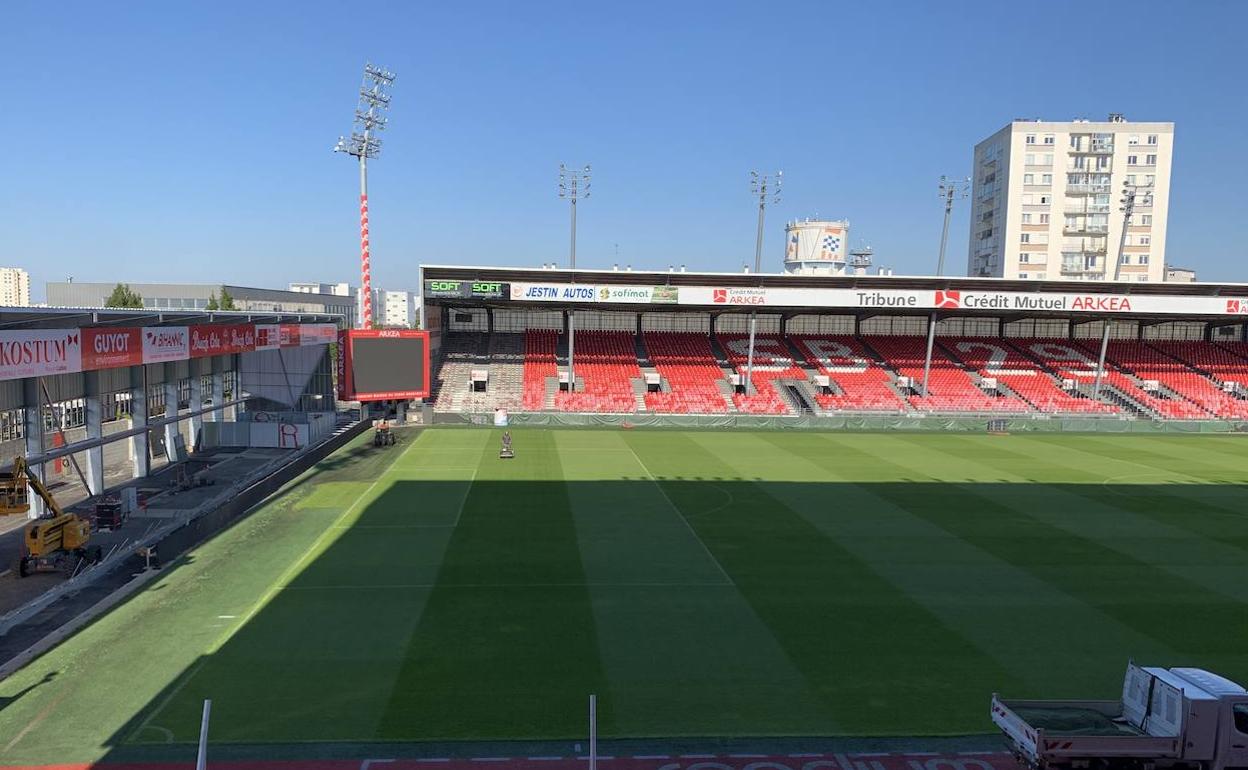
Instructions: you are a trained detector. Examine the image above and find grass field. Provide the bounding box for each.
[4,427,1248,764]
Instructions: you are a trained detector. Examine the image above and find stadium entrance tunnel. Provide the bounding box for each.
[3,430,1248,764]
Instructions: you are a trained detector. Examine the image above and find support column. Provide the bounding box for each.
[921,313,937,397]
[129,371,150,479]
[1092,320,1112,401]
[22,379,45,518]
[84,371,105,495]
[189,374,203,449]
[164,379,179,462]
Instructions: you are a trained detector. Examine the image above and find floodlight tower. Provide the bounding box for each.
[335,62,396,329]
[559,163,590,392]
[742,170,781,396]
[935,175,969,276]
[1112,181,1152,282]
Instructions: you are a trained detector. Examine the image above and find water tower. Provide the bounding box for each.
[783,219,857,275]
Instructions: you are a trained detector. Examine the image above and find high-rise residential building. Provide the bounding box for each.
[0,267,32,306]
[967,115,1173,282]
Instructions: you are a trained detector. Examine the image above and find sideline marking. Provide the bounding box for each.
[4,689,67,752]
[132,431,424,739]
[622,440,736,587]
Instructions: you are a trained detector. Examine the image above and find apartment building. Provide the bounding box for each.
[0,267,32,306]
[967,115,1174,282]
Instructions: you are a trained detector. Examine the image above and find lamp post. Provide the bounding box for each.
[334,62,396,329]
[559,164,590,392]
[936,175,969,277]
[742,171,781,396]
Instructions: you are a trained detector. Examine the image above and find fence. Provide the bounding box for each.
[432,409,1248,434]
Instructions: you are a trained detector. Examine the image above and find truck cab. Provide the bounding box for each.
[992,663,1248,770]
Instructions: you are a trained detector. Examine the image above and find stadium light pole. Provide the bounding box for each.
[743,171,781,396]
[559,164,590,392]
[936,175,970,277]
[1092,320,1112,401]
[335,62,396,329]
[1112,181,1151,282]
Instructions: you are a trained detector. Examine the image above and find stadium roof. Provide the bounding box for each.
[420,264,1247,296]
[419,264,1248,321]
[0,305,343,330]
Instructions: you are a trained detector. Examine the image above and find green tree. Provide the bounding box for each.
[219,286,237,311]
[105,283,143,308]
[205,293,219,310]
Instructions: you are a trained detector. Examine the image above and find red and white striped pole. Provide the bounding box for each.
[360,188,372,329]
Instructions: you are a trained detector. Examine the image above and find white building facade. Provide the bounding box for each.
[967,116,1174,282]
[0,267,32,306]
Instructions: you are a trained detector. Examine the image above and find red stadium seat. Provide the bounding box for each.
[791,335,908,413]
[865,336,1029,413]
[643,332,731,414]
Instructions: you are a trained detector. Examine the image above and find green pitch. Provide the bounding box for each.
[5,428,1248,763]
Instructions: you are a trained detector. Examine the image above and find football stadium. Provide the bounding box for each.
[4,269,1248,768]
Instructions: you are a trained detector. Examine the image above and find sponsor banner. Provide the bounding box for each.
[510,282,598,302]
[299,323,338,346]
[255,324,281,351]
[424,279,510,299]
[496,282,1248,317]
[279,323,301,347]
[189,324,254,358]
[336,329,350,401]
[142,326,189,364]
[0,329,83,381]
[82,328,142,370]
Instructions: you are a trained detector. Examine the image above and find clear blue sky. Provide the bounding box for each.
[2,0,1246,301]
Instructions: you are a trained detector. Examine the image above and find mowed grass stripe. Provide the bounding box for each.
[854,435,1248,664]
[556,430,834,737]
[624,430,1018,735]
[147,429,480,743]
[738,431,1173,705]
[966,435,1248,555]
[379,429,611,740]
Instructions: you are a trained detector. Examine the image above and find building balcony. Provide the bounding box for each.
[1066,184,1112,194]
[1070,144,1114,155]
[1063,224,1109,236]
[1064,204,1111,214]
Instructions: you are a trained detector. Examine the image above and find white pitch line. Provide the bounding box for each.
[529,757,566,762]
[470,758,510,763]
[622,441,736,587]
[280,580,734,590]
[634,756,671,760]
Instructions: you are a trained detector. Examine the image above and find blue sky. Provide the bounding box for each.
[1,0,1246,301]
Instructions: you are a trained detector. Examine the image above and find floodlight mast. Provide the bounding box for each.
[742,171,781,397]
[559,163,590,392]
[935,175,969,277]
[334,62,396,329]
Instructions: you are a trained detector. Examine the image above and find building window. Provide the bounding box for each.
[1145,174,1155,185]
[1128,155,1139,165]
[1042,173,1052,184]
[1025,134,1036,144]
[1126,174,1137,185]
[1024,173,1035,184]
[1039,195,1051,204]
[1026,153,1036,165]
[1043,154,1053,165]
[1139,236,1150,245]
[1039,213,1050,224]
[1022,213,1032,224]
[1141,214,1152,225]
[1121,255,1131,265]
[1138,276,1148,282]
[1128,135,1139,145]
[1140,254,1150,264]
[1096,156,1110,169]
[1036,273,1047,279]
[1019,273,1029,279]
[1043,134,1055,145]
[1020,233,1031,243]
[1147,134,1158,145]
[1020,253,1030,263]
[1146,154,1157,165]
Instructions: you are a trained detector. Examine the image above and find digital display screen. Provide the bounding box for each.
[350,336,427,397]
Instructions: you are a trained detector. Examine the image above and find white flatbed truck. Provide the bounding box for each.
[991,662,1248,770]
